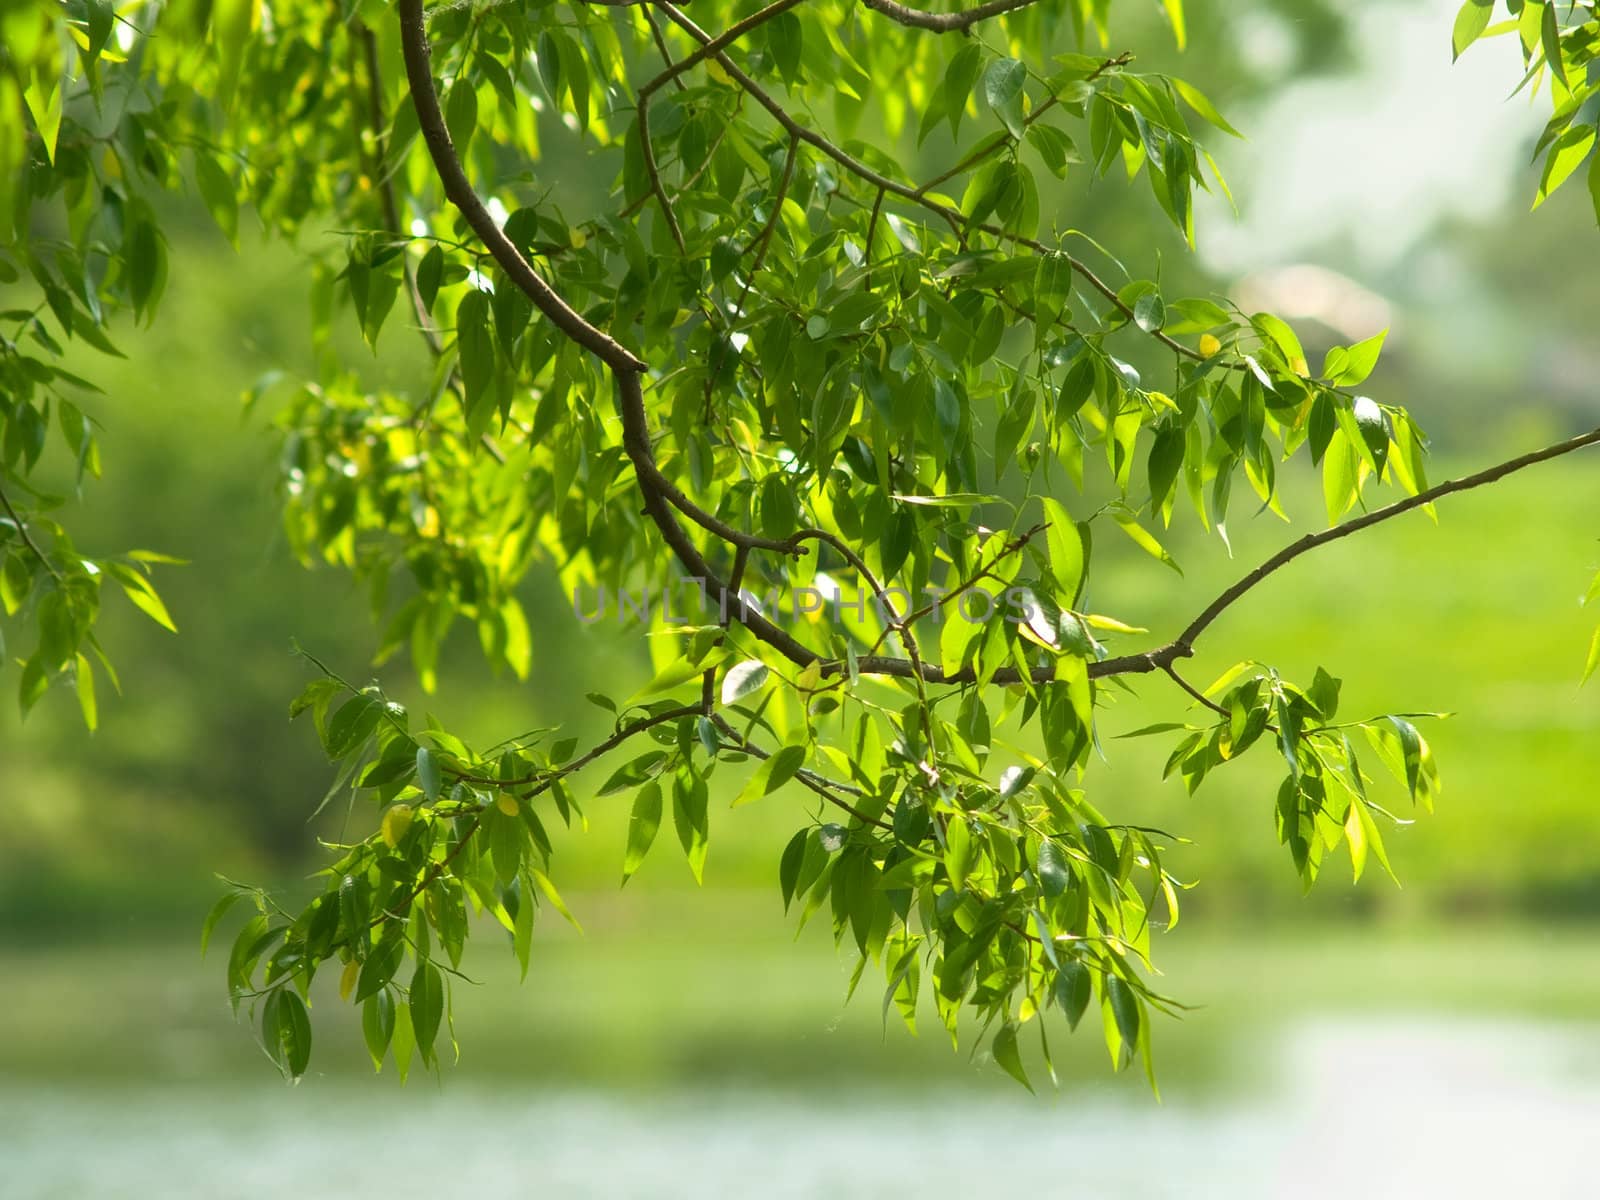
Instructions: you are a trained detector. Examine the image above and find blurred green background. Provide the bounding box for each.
[4,1,1600,1195]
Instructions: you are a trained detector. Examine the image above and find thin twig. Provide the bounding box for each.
[379,703,700,925]
[0,481,61,581]
[710,713,890,830]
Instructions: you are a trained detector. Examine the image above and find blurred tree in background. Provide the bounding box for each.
[2,0,1599,1088]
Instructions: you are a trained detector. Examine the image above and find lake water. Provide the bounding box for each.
[6,1014,1598,1199]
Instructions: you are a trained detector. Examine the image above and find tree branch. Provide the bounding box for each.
[635,0,806,99]
[399,0,793,558]
[860,0,1042,34]
[397,0,644,374]
[404,0,1600,701]
[912,53,1131,200]
[381,703,701,925]
[652,3,1200,361]
[789,525,941,772]
[1162,662,1226,717]
[1158,422,1600,662]
[855,520,1048,666]
[0,479,61,582]
[635,95,689,255]
[708,134,799,414]
[709,713,891,830]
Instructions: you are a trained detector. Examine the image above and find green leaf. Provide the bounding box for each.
[416,747,442,801]
[1133,291,1165,333]
[1308,667,1343,720]
[672,772,710,883]
[779,828,808,912]
[1589,147,1600,228]
[596,751,667,796]
[362,990,396,1072]
[983,57,1028,140]
[734,743,807,806]
[622,780,663,883]
[1055,961,1091,1030]
[1036,839,1070,897]
[1540,0,1567,89]
[263,987,312,1079]
[1321,329,1387,387]
[1172,78,1240,137]
[1040,499,1086,604]
[1582,626,1600,686]
[456,290,495,410]
[1113,515,1181,575]
[629,651,726,705]
[1106,974,1141,1056]
[1322,430,1359,525]
[1535,125,1595,209]
[944,817,973,889]
[74,653,96,731]
[1161,0,1186,49]
[1344,796,1369,883]
[200,890,242,956]
[416,245,444,314]
[991,1023,1033,1091]
[409,960,444,1066]
[0,554,29,615]
[1452,0,1494,60]
[944,43,984,138]
[106,563,177,632]
[721,659,770,706]
[392,995,416,1084]
[356,933,406,1002]
[194,153,239,245]
[324,694,382,760]
[513,877,535,979]
[445,80,479,157]
[530,868,582,931]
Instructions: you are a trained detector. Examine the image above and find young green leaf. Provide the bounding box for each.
[622,780,664,883]
[1451,0,1495,59]
[734,743,807,806]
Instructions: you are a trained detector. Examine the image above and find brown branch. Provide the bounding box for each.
[709,713,890,830]
[1151,423,1600,663]
[616,374,813,642]
[641,5,689,94]
[636,96,689,255]
[398,0,645,374]
[1161,662,1226,717]
[860,0,1041,32]
[653,5,1199,361]
[635,0,807,99]
[380,703,701,925]
[400,0,792,559]
[402,0,1600,702]
[913,54,1131,200]
[706,134,799,417]
[863,184,886,278]
[912,522,1046,632]
[658,2,962,230]
[789,526,941,772]
[733,135,799,311]
[0,480,61,582]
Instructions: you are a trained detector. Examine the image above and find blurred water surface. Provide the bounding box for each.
[6,1014,1598,1199]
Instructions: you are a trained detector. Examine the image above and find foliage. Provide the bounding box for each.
[4,0,1600,1087]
